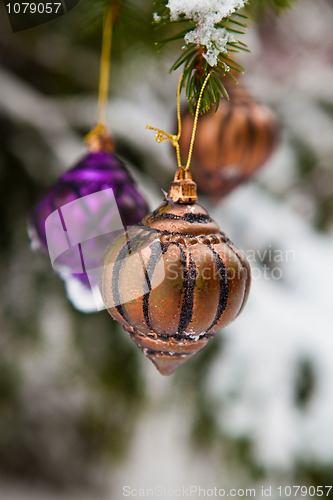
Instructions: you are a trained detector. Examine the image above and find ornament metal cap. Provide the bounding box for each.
[167,168,197,204]
[85,124,115,153]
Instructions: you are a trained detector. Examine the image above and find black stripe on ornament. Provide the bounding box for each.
[138,224,211,238]
[217,106,234,153]
[178,249,197,334]
[223,240,248,315]
[144,348,194,358]
[142,241,168,330]
[150,213,213,224]
[111,231,151,325]
[205,245,229,333]
[244,112,257,164]
[161,240,196,335]
[247,113,257,145]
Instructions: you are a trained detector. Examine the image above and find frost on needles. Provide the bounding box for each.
[163,0,246,66]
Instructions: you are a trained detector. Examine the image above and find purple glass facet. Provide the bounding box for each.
[30,151,149,287]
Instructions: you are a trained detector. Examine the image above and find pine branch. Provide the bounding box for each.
[153,0,301,113]
[79,0,155,53]
[78,0,300,113]
[154,1,249,113]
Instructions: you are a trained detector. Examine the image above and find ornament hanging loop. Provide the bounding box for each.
[146,71,212,173]
[146,73,184,169]
[97,2,118,127]
[84,1,120,152]
[145,125,182,166]
[184,71,213,171]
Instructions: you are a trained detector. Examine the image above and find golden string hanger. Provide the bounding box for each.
[146,71,213,171]
[85,3,116,148]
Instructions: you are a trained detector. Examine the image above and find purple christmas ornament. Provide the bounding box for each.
[29,148,149,299]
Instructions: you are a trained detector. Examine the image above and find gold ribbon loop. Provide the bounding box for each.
[146,71,213,172]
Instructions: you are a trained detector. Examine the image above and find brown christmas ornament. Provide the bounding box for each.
[100,169,251,375]
[178,80,278,201]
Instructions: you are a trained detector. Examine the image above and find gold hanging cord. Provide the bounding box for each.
[146,71,212,171]
[97,4,113,126]
[85,2,115,149]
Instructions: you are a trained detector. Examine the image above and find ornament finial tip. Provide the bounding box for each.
[147,354,188,376]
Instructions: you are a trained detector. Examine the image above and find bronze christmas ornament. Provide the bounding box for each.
[178,81,278,200]
[100,169,251,375]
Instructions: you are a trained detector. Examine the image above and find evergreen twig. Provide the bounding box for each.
[154,1,249,113]
[153,0,300,113]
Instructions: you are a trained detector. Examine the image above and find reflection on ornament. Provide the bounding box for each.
[29,132,149,291]
[178,81,278,201]
[100,169,251,375]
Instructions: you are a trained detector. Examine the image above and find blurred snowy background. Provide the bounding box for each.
[0,0,333,498]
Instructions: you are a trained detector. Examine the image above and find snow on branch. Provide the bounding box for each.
[158,0,246,66]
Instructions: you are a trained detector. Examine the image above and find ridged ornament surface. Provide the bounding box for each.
[178,82,278,200]
[101,197,251,375]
